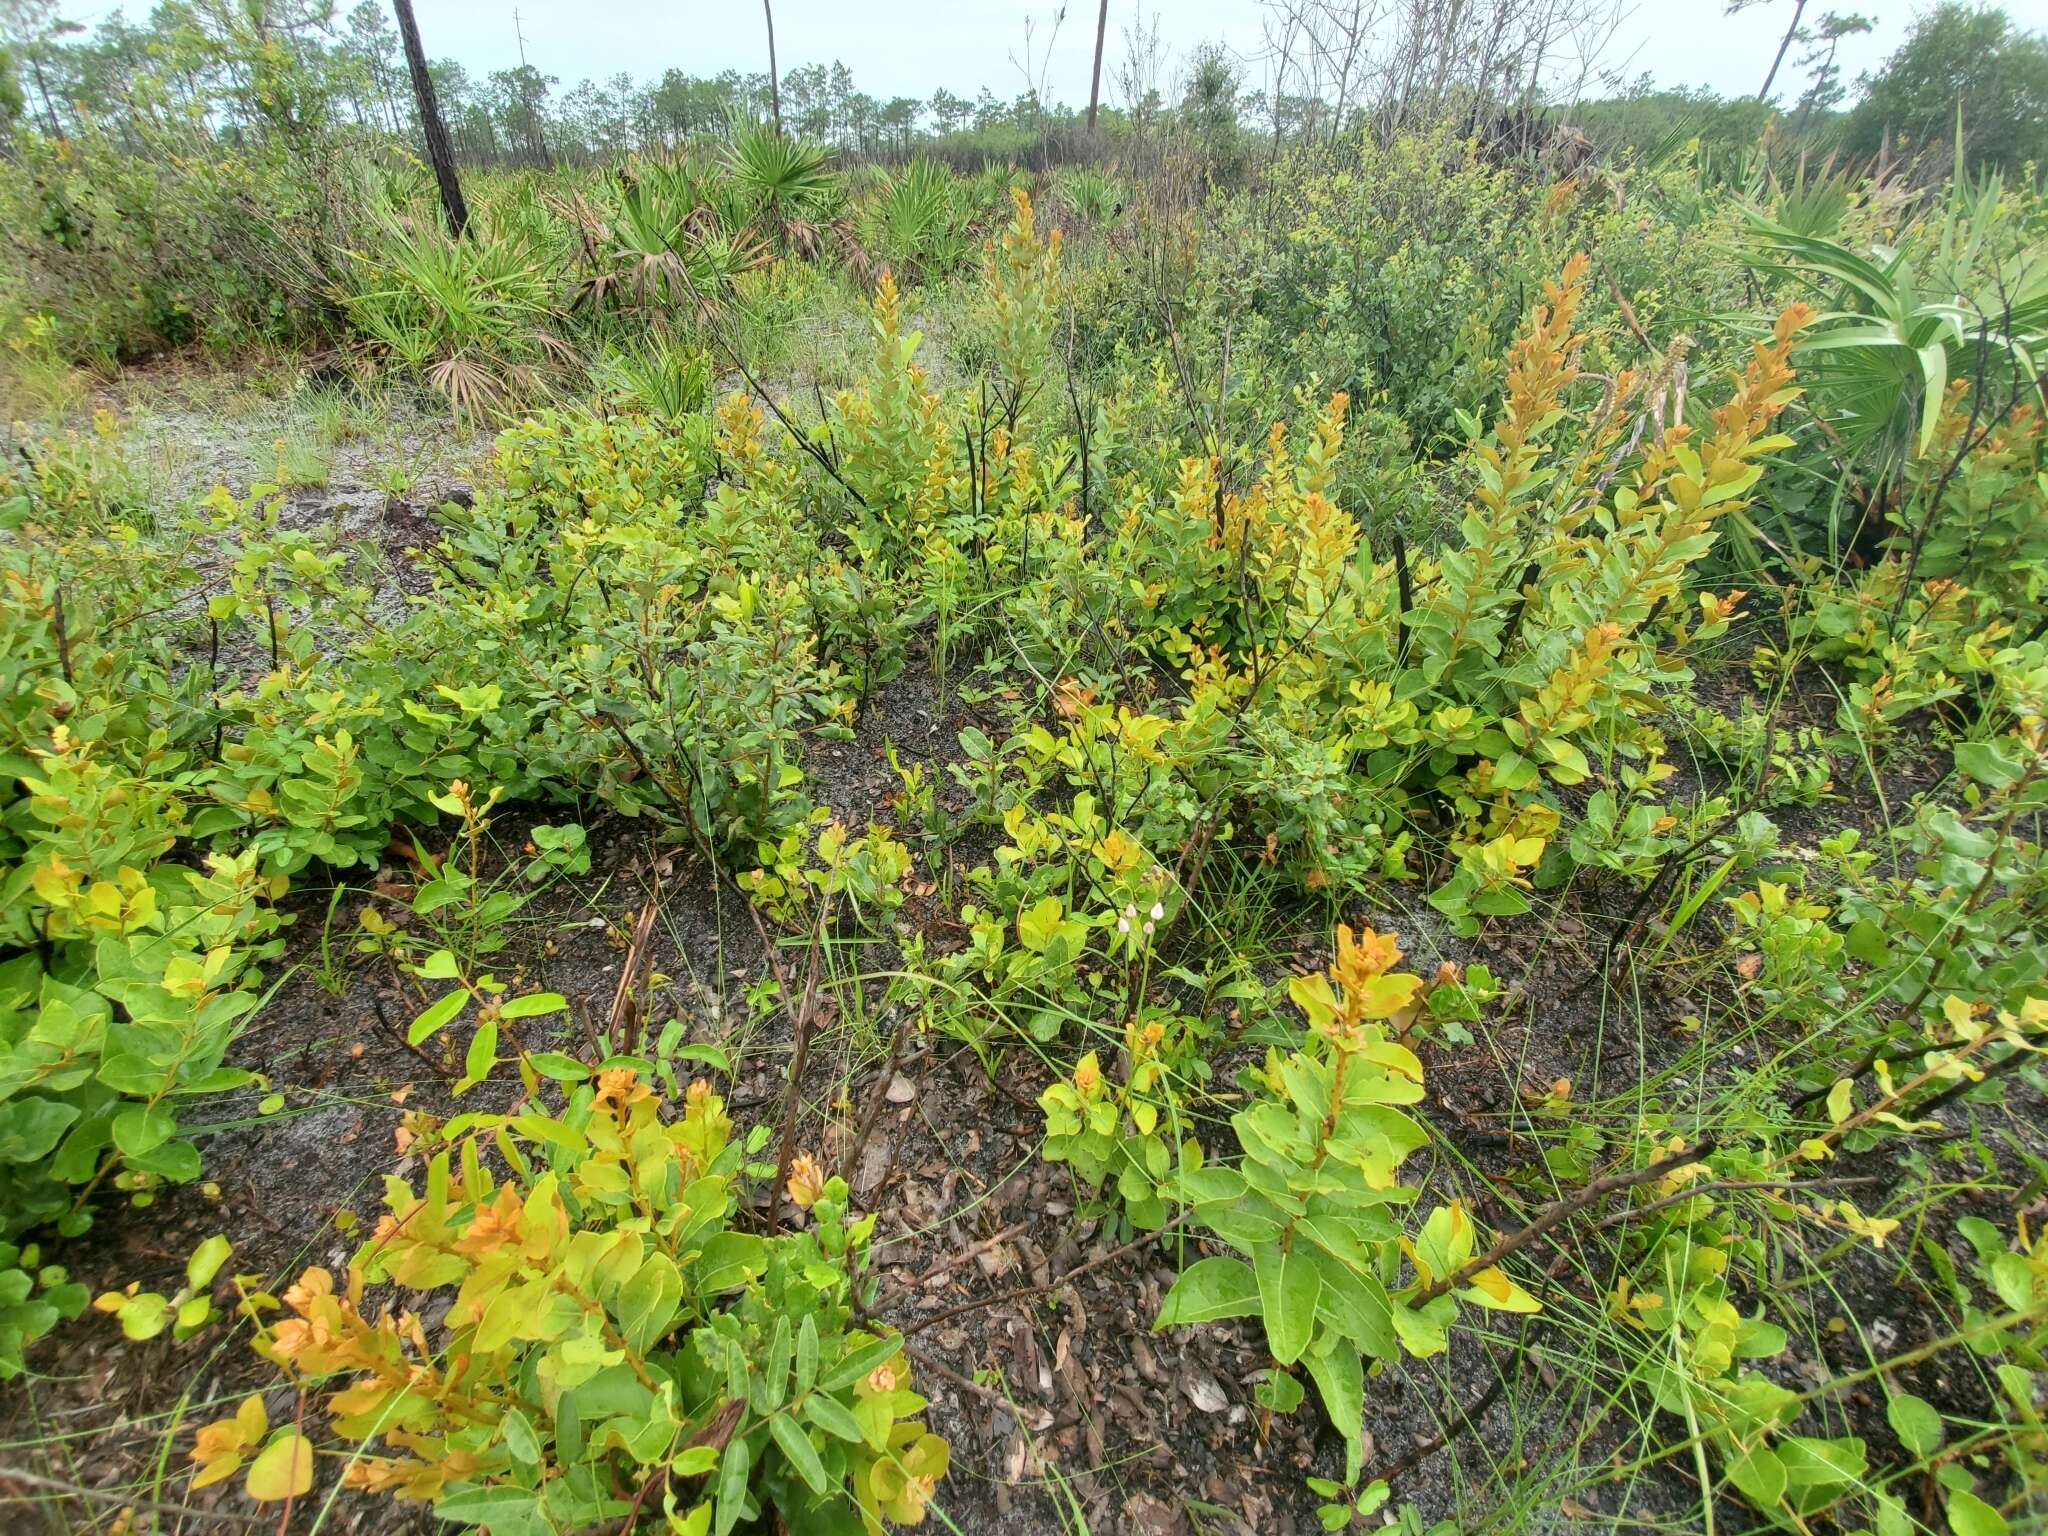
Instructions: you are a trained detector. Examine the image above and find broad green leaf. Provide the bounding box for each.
[0,1097,81,1163]
[1255,1244,1321,1366]
[1948,1490,2010,1536]
[696,1232,768,1294]
[1016,895,1063,953]
[672,1043,733,1074]
[116,1292,169,1340]
[186,1235,231,1290]
[1303,1341,1365,1482]
[1888,1392,1944,1456]
[616,1251,682,1354]
[1956,739,2025,788]
[0,1097,79,1171]
[525,1052,590,1081]
[1156,1256,1261,1327]
[821,1334,904,1392]
[460,1017,498,1090]
[407,989,468,1046]
[111,1103,176,1159]
[434,1486,540,1523]
[418,949,462,980]
[1778,1434,1865,1489]
[500,1405,542,1465]
[1725,1446,1787,1508]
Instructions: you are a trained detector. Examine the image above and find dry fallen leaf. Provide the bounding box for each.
[1183,1372,1227,1413]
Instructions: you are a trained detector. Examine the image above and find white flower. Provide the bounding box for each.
[1149,902,1165,921]
[1117,916,1131,933]
[1142,921,1155,936]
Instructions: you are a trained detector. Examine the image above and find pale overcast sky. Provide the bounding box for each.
[69,1,2048,105]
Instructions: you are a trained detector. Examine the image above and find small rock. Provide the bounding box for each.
[886,1074,917,1104]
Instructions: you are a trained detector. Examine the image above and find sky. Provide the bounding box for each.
[67,1,2048,107]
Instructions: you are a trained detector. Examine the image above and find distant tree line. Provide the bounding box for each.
[0,0,2043,176]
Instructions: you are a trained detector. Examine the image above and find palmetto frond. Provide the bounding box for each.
[1748,202,2048,478]
[723,117,835,238]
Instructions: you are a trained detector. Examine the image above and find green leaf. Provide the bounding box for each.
[1778,1434,1865,1489]
[1726,1446,1787,1508]
[671,1043,733,1074]
[407,989,468,1046]
[1156,1256,1261,1327]
[500,1405,542,1465]
[714,1434,752,1536]
[459,1017,498,1091]
[794,1314,819,1398]
[116,1292,169,1340]
[1844,918,1892,966]
[1254,1372,1303,1414]
[111,1103,176,1159]
[186,1235,231,1290]
[1888,1392,1944,1456]
[696,1232,768,1294]
[769,1413,830,1495]
[435,1486,540,1523]
[418,949,462,981]
[1303,1342,1365,1483]
[616,1251,682,1354]
[1947,1489,2009,1536]
[756,1315,792,1412]
[821,1333,905,1392]
[501,992,567,1019]
[1255,1244,1321,1366]
[1956,739,2025,788]
[1016,895,1063,953]
[0,1098,79,1164]
[526,1052,590,1081]
[802,1392,864,1442]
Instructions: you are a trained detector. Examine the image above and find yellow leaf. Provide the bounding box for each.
[245,1431,314,1501]
[1462,1266,1542,1313]
[1824,1078,1852,1126]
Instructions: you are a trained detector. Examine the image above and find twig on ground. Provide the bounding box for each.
[1414,1138,1716,1308]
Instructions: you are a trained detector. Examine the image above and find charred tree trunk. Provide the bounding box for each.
[392,0,468,238]
[1086,0,1109,134]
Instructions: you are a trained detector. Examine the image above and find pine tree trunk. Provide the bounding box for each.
[1086,0,1109,134]
[764,0,782,134]
[1758,0,1808,101]
[392,0,469,237]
